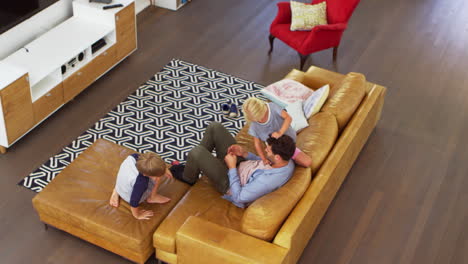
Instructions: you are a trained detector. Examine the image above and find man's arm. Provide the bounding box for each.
[227,169,274,206]
[227,144,261,161]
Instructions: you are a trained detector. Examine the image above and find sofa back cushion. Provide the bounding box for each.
[235,112,338,241]
[241,166,311,241]
[297,112,339,173]
[321,72,366,131]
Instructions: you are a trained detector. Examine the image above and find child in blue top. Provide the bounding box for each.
[242,97,312,167]
[109,152,173,220]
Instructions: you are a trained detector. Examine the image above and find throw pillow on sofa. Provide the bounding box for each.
[260,79,313,108]
[285,101,309,132]
[303,84,329,118]
[290,1,328,31]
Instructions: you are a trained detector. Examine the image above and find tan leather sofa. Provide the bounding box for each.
[152,66,386,264]
[32,66,385,264]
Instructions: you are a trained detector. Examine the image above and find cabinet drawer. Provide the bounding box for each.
[116,34,136,61]
[33,83,64,123]
[63,45,116,102]
[116,3,135,39]
[1,74,34,144]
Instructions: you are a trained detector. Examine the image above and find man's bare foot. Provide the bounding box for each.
[147,194,171,204]
[109,189,120,207]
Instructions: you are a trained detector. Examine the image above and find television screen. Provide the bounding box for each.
[0,0,60,35]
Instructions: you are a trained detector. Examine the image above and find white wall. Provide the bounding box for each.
[0,0,74,60]
[135,0,151,14]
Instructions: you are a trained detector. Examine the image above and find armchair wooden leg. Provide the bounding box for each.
[0,146,6,154]
[268,34,275,55]
[298,53,309,71]
[333,46,338,62]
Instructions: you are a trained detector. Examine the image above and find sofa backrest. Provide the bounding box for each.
[321,72,366,131]
[235,112,338,241]
[234,71,366,242]
[241,166,311,241]
[297,112,338,173]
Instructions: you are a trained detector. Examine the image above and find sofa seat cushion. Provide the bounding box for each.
[297,112,339,173]
[321,72,366,131]
[32,139,190,261]
[153,177,245,254]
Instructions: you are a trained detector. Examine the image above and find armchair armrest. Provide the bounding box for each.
[271,2,292,26]
[176,216,288,264]
[301,23,348,53]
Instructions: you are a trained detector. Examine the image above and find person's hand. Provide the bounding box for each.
[164,168,173,179]
[224,153,237,169]
[271,131,282,139]
[262,158,272,165]
[228,144,246,157]
[134,209,153,220]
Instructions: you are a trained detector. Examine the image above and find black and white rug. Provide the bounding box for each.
[20,59,265,192]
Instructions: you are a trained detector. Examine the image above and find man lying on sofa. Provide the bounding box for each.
[174,122,295,208]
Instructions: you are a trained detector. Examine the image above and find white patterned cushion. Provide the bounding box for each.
[260,79,313,108]
[285,101,309,132]
[303,84,329,118]
[290,1,328,31]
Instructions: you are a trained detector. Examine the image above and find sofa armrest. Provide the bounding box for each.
[176,216,288,264]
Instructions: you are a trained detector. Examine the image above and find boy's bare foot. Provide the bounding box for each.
[147,194,171,204]
[109,189,120,207]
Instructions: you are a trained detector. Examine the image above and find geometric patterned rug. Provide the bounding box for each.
[19,59,265,192]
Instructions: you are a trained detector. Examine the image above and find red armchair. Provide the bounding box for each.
[268,0,360,70]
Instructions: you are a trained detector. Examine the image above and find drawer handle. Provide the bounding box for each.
[77,72,82,76]
[46,93,52,97]
[103,52,107,56]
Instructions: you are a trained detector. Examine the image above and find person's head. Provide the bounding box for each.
[242,97,268,122]
[265,135,296,163]
[136,152,166,177]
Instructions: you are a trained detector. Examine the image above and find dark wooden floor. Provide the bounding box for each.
[1,0,468,263]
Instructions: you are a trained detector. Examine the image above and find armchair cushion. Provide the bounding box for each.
[290,1,328,31]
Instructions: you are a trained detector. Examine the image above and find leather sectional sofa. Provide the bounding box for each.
[32,66,386,264]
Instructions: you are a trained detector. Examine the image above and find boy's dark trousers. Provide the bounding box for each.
[183,122,243,193]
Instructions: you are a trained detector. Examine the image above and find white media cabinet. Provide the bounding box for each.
[0,0,137,154]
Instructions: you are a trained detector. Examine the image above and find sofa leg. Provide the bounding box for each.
[44,223,49,231]
[333,46,338,62]
[268,34,275,55]
[298,53,309,71]
[0,146,6,154]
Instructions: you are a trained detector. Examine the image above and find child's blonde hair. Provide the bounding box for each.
[136,152,166,177]
[242,97,268,122]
